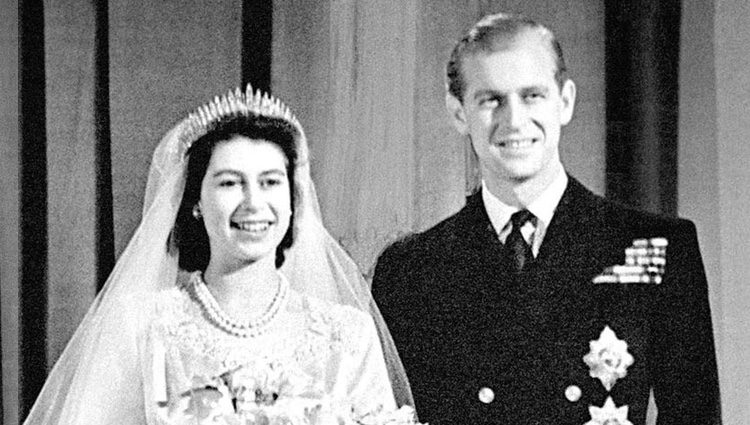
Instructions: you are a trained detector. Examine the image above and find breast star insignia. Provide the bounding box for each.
[584,396,633,425]
[583,326,634,391]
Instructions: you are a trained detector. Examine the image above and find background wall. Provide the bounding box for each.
[109,0,245,256]
[44,0,100,377]
[679,0,750,422]
[1,1,20,422]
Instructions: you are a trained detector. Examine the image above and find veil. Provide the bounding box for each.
[23,86,413,424]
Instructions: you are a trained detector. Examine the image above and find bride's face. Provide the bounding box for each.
[198,136,292,269]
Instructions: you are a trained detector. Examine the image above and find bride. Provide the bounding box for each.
[23,86,417,424]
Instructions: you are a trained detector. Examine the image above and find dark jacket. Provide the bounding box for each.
[372,177,720,425]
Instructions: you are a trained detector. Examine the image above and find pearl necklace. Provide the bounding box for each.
[190,271,289,338]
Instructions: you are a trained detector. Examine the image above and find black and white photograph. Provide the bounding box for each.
[2,1,747,424]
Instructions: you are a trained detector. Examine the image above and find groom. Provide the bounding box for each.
[372,13,720,425]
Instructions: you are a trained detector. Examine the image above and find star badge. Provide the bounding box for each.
[583,326,634,391]
[584,396,633,425]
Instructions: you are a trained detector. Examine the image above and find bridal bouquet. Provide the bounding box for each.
[163,364,425,425]
[168,387,421,425]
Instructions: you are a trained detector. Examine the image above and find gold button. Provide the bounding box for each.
[565,385,582,402]
[478,387,495,404]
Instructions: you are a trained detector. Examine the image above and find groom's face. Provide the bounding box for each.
[447,30,575,188]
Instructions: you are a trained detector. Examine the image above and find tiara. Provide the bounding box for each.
[178,84,303,149]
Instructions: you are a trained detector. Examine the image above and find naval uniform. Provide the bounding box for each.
[372,176,720,425]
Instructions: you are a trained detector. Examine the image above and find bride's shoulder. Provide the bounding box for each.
[296,291,372,322]
[150,272,197,320]
[290,291,376,341]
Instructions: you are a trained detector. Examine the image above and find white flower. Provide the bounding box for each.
[173,386,237,425]
[583,326,634,391]
[220,360,313,412]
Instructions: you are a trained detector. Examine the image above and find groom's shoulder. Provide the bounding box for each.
[592,193,697,236]
[566,176,697,235]
[377,204,468,266]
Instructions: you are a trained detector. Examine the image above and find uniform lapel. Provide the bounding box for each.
[455,191,504,253]
[535,177,615,272]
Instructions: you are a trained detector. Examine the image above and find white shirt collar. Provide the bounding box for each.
[481,169,568,253]
[525,169,568,231]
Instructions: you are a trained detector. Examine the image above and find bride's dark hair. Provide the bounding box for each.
[172,113,300,271]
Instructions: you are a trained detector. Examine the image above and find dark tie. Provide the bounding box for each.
[505,209,535,272]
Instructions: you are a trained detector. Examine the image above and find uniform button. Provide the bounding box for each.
[478,387,495,404]
[565,385,582,402]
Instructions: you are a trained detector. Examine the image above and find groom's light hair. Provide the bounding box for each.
[446,12,567,102]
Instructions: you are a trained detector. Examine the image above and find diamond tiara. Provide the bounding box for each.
[178,84,303,149]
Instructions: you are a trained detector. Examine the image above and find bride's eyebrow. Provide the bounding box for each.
[211,169,243,178]
[210,168,286,178]
[259,169,286,177]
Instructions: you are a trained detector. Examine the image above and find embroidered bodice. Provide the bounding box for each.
[143,274,397,424]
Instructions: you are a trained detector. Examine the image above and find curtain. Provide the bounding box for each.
[605,0,681,215]
[18,0,49,417]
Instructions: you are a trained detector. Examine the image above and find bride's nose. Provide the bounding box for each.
[239,183,263,211]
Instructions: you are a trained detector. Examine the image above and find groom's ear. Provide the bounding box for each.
[559,78,576,126]
[446,93,470,136]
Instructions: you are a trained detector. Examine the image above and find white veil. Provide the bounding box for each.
[23,85,413,424]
